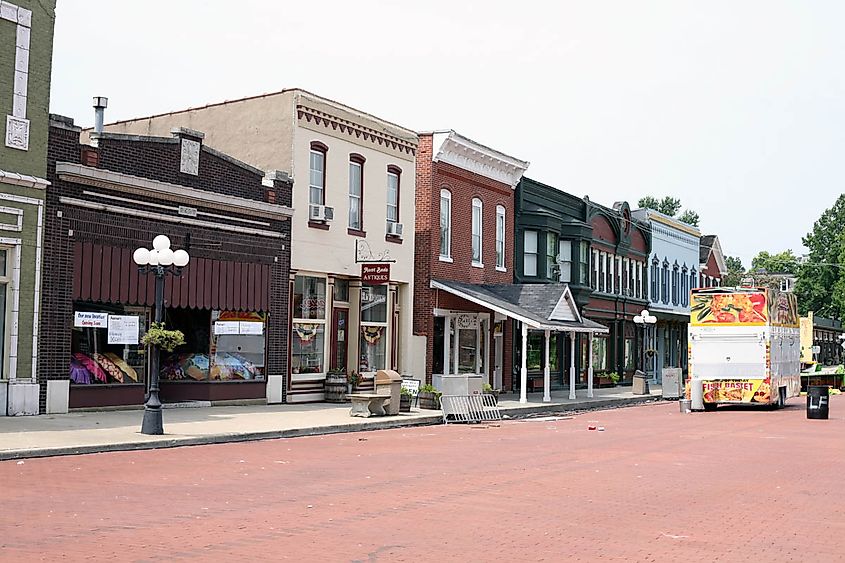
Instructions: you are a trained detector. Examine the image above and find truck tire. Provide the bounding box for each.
[703,402,717,412]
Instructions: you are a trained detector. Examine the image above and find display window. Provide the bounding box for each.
[292,275,327,375]
[70,302,148,385]
[160,309,267,381]
[359,285,387,373]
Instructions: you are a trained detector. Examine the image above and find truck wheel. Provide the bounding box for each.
[703,403,717,412]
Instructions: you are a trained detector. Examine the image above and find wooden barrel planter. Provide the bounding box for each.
[399,394,411,412]
[324,373,347,403]
[418,391,440,410]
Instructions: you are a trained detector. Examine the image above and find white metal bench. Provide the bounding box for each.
[347,393,389,417]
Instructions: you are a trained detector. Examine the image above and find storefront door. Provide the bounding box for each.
[494,324,503,389]
[331,308,348,371]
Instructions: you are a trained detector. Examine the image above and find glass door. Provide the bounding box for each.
[331,308,348,371]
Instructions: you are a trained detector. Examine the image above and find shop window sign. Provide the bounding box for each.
[74,312,108,328]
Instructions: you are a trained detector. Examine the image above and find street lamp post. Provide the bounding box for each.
[633,309,657,376]
[133,235,190,435]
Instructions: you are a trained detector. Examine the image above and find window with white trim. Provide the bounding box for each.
[616,256,622,294]
[558,239,572,282]
[546,232,558,279]
[495,205,506,270]
[386,168,399,224]
[309,146,326,206]
[524,230,538,277]
[348,157,363,230]
[292,275,327,375]
[651,257,659,301]
[359,285,388,373]
[439,189,451,259]
[471,198,483,265]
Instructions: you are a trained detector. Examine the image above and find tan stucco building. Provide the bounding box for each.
[104,89,418,402]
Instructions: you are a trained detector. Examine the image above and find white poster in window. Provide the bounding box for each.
[74,311,108,328]
[214,321,240,335]
[239,322,264,335]
[107,315,139,344]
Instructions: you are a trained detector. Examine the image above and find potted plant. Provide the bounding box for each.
[141,322,185,352]
[346,370,360,395]
[482,382,500,404]
[418,384,441,410]
[399,387,413,412]
[596,371,621,387]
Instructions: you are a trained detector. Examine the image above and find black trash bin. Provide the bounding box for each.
[807,385,830,420]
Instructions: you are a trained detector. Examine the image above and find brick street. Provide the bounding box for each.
[1,399,843,562]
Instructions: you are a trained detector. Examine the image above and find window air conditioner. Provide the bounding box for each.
[309,204,334,222]
[386,222,404,237]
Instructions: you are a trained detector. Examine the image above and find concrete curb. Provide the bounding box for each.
[0,396,666,461]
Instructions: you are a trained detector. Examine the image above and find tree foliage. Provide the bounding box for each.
[678,209,700,227]
[723,256,745,287]
[638,195,698,226]
[797,194,845,318]
[751,250,800,275]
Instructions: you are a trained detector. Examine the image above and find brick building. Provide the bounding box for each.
[515,179,649,392]
[699,235,726,288]
[39,115,293,412]
[0,1,55,415]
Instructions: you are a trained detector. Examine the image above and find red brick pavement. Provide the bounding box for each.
[1,398,844,562]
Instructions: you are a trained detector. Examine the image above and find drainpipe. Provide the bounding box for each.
[93,96,108,133]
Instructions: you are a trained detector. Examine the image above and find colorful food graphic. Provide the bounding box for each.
[691,291,769,325]
[702,379,770,403]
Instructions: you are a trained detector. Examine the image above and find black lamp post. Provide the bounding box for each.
[133,235,190,435]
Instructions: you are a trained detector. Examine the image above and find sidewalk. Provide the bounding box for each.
[0,385,663,460]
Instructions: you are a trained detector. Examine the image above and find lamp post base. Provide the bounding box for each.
[140,392,164,435]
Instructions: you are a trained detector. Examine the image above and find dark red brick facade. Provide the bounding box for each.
[40,116,292,412]
[414,133,514,387]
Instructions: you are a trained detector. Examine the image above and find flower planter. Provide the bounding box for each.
[399,394,411,412]
[324,373,347,403]
[418,391,440,410]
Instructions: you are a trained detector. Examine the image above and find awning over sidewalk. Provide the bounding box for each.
[431,280,608,404]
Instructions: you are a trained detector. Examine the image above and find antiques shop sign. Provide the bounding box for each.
[361,263,390,285]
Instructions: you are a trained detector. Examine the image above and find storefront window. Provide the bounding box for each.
[458,328,477,373]
[209,311,266,380]
[333,278,349,302]
[624,338,635,370]
[70,302,148,385]
[527,331,543,371]
[359,285,388,372]
[592,336,608,372]
[0,248,7,379]
[292,323,325,374]
[294,276,327,320]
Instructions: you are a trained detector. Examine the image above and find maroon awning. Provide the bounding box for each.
[72,241,271,312]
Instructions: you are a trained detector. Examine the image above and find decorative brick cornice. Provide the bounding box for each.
[296,105,417,157]
[430,130,529,188]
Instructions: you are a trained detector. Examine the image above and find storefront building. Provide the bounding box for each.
[632,208,700,383]
[102,89,418,402]
[515,179,650,390]
[0,1,55,415]
[413,130,529,391]
[40,115,293,412]
[699,235,726,288]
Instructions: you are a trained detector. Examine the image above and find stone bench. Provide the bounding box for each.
[347,393,389,418]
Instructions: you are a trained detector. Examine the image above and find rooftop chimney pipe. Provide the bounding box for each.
[93,96,108,134]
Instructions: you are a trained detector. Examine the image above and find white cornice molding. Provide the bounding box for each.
[0,169,49,189]
[55,163,293,220]
[431,130,529,188]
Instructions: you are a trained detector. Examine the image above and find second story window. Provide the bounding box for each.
[495,205,506,270]
[439,189,451,260]
[690,268,697,293]
[681,266,689,307]
[386,167,400,224]
[662,260,670,304]
[471,198,483,265]
[309,142,327,206]
[579,242,589,285]
[558,240,572,283]
[651,257,659,301]
[672,263,680,305]
[591,249,599,289]
[348,155,364,231]
[524,230,538,277]
[546,233,558,279]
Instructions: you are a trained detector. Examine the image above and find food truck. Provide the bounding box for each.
[688,287,801,410]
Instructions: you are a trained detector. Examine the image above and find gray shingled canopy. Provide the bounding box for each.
[431,279,608,333]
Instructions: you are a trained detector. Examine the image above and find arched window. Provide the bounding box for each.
[309,141,328,206]
[387,165,401,225]
[471,198,483,266]
[672,262,680,306]
[690,268,697,293]
[651,256,659,302]
[662,259,670,304]
[495,205,506,270]
[439,189,452,260]
[348,154,365,231]
[681,266,689,307]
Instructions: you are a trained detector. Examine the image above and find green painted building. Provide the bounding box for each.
[0,0,55,415]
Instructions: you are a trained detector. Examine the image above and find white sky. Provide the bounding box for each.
[50,0,845,268]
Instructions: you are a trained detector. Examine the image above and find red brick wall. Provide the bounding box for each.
[591,215,618,248]
[413,133,515,384]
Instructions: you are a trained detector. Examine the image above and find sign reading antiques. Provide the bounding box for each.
[361,263,390,285]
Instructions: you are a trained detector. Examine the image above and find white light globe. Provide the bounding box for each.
[641,309,649,317]
[152,235,171,251]
[633,315,643,324]
[173,249,190,267]
[158,248,174,266]
[133,247,150,266]
[147,249,160,266]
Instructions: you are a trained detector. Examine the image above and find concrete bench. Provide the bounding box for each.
[347,393,389,417]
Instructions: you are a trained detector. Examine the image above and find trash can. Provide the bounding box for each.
[807,385,830,420]
[632,370,650,395]
[375,370,402,415]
